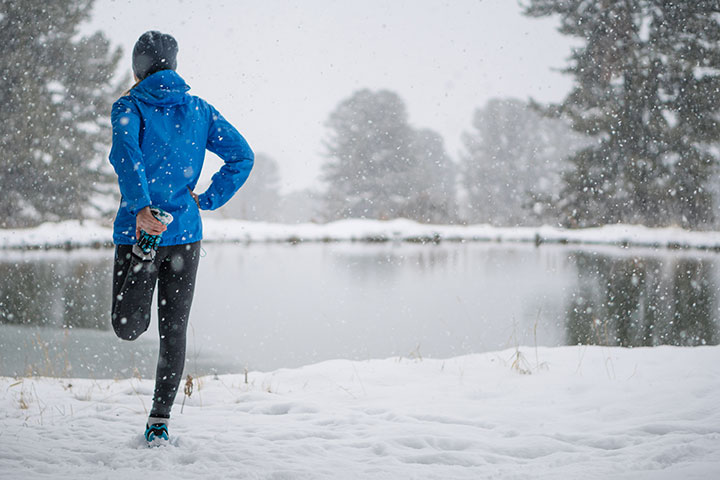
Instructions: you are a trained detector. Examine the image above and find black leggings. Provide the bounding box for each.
[111,242,200,418]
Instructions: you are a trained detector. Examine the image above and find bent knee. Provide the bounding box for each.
[112,315,148,341]
[115,329,142,341]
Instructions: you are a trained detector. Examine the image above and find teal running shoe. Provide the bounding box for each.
[145,422,169,446]
[133,207,174,261]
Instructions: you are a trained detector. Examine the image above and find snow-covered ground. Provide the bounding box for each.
[1,346,719,479]
[3,217,720,251]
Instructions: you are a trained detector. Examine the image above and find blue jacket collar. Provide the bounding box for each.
[130,70,190,106]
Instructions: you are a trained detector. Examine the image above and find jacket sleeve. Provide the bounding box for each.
[108,98,152,216]
[198,104,254,211]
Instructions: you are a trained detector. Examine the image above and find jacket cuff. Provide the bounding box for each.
[128,199,151,217]
[198,193,213,210]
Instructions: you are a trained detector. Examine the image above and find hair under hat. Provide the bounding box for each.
[132,31,178,80]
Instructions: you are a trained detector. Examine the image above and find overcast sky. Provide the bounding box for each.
[87,0,576,193]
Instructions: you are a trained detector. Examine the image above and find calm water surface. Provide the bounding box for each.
[0,242,717,378]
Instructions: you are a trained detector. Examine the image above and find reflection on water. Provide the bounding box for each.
[0,253,111,330]
[0,244,718,378]
[565,252,717,347]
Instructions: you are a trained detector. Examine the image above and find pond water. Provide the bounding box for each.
[0,242,717,379]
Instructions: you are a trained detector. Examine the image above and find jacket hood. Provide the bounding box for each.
[130,70,190,107]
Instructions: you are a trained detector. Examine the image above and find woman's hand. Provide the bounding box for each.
[135,206,167,240]
[188,186,200,207]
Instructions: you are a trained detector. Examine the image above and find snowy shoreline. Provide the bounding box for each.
[1,345,719,479]
[2,217,720,252]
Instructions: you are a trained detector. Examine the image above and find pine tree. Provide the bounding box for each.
[404,128,457,224]
[461,98,589,226]
[523,0,720,228]
[321,89,457,222]
[0,0,122,227]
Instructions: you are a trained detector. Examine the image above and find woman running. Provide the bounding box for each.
[108,31,254,445]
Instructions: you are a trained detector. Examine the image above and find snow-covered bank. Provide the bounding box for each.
[3,218,720,251]
[1,346,719,479]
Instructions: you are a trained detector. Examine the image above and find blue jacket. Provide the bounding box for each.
[109,70,254,246]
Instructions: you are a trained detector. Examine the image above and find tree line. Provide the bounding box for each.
[3,0,719,230]
[316,91,590,226]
